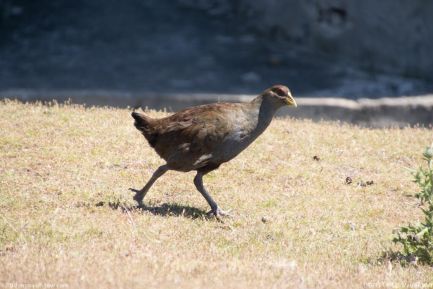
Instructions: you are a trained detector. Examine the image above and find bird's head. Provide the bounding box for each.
[260,85,297,109]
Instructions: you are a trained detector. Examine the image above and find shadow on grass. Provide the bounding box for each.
[137,203,208,219]
[124,187,209,219]
[104,200,208,219]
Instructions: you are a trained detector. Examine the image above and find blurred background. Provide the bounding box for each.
[1,0,432,125]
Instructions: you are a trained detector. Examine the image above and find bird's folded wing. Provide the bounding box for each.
[153,105,236,167]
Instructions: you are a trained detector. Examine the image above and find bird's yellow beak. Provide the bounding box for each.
[284,94,297,107]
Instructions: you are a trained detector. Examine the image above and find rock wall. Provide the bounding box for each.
[183,0,433,80]
[1,0,431,96]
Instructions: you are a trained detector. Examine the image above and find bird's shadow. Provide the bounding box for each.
[107,199,208,219]
[138,203,208,219]
[121,187,208,219]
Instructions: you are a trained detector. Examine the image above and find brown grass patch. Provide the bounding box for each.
[1,100,432,288]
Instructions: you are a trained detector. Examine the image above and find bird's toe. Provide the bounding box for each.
[207,207,233,220]
[129,187,140,194]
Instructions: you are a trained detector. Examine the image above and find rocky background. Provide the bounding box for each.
[0,0,432,101]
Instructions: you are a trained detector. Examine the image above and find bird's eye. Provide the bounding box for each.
[273,87,286,96]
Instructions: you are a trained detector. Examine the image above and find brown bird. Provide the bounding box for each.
[131,85,297,218]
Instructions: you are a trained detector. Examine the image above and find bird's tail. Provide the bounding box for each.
[131,111,155,133]
[131,111,158,147]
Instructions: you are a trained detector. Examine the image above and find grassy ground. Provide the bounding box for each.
[1,100,432,289]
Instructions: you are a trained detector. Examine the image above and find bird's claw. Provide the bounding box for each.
[207,208,232,220]
[129,187,140,194]
[129,188,144,207]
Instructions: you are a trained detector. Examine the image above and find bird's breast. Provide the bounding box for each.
[212,110,262,162]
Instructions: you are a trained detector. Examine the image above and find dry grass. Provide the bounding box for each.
[1,100,432,289]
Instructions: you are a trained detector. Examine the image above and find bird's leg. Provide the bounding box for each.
[193,172,231,219]
[131,164,168,205]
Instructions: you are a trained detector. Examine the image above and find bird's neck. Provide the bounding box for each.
[250,95,279,134]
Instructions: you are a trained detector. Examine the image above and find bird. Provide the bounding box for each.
[130,85,297,218]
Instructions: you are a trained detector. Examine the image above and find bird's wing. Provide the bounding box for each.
[152,103,241,168]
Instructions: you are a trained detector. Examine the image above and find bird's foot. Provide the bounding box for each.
[207,207,232,220]
[129,188,144,207]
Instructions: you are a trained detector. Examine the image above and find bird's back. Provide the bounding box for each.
[133,101,260,172]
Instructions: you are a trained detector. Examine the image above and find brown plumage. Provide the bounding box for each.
[131,85,297,218]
